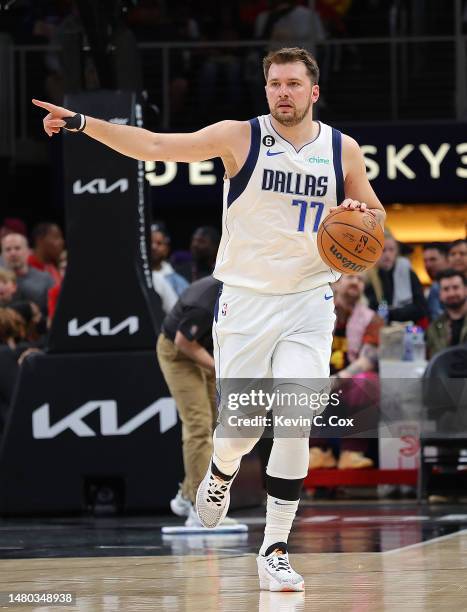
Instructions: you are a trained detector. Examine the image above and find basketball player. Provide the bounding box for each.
[33,47,385,592]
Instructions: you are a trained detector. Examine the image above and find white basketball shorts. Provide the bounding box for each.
[213,283,336,380]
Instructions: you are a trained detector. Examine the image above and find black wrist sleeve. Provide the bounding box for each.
[63,114,86,132]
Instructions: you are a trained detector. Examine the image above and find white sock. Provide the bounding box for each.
[212,452,241,477]
[259,495,299,556]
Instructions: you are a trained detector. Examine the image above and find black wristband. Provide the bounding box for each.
[63,113,86,132]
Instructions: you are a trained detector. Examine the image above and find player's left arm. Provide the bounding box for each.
[331,134,386,228]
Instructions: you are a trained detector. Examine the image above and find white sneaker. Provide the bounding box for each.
[195,461,238,528]
[170,486,191,517]
[185,505,238,528]
[257,543,304,592]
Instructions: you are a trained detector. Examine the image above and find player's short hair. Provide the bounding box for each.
[436,268,467,285]
[263,47,320,84]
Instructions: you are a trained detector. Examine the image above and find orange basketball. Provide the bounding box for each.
[317,209,384,274]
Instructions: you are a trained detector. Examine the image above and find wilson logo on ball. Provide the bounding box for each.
[329,244,366,272]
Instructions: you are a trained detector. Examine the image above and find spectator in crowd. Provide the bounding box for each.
[365,230,428,325]
[196,5,243,122]
[47,249,67,324]
[255,0,326,49]
[0,218,28,267]
[1,233,55,315]
[9,301,45,345]
[151,224,189,315]
[423,243,449,320]
[156,275,236,527]
[447,239,467,279]
[0,307,19,350]
[175,226,220,283]
[28,222,65,286]
[0,339,18,435]
[167,4,200,122]
[0,217,28,242]
[0,305,42,434]
[426,269,467,358]
[0,308,21,433]
[0,268,24,306]
[310,273,383,470]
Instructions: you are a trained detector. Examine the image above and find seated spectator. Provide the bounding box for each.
[0,218,28,267]
[151,224,189,315]
[28,222,65,286]
[1,233,55,315]
[426,269,467,358]
[255,0,326,50]
[447,239,467,279]
[423,243,449,320]
[0,268,24,306]
[175,226,220,283]
[365,230,428,325]
[0,217,27,242]
[9,301,46,345]
[0,307,18,349]
[47,249,67,325]
[310,273,383,470]
[0,342,18,435]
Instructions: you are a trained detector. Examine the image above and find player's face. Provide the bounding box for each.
[439,276,467,310]
[265,62,319,127]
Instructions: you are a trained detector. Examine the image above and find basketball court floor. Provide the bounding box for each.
[1,500,467,611]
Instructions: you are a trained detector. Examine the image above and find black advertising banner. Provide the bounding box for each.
[48,90,161,353]
[0,352,183,514]
[145,122,467,207]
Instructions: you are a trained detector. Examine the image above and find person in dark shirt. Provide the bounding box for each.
[365,231,428,324]
[175,226,220,283]
[426,269,467,358]
[156,275,236,528]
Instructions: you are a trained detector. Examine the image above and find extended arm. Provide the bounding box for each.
[32,99,248,168]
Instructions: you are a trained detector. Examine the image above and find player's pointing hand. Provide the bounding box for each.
[32,99,76,137]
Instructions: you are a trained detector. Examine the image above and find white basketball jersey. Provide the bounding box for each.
[214,115,344,294]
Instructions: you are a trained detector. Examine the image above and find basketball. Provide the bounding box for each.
[317,209,384,274]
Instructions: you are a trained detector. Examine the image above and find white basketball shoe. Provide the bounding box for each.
[257,543,305,592]
[170,486,191,517]
[195,461,238,528]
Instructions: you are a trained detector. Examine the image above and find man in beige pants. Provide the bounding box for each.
[156,275,235,527]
